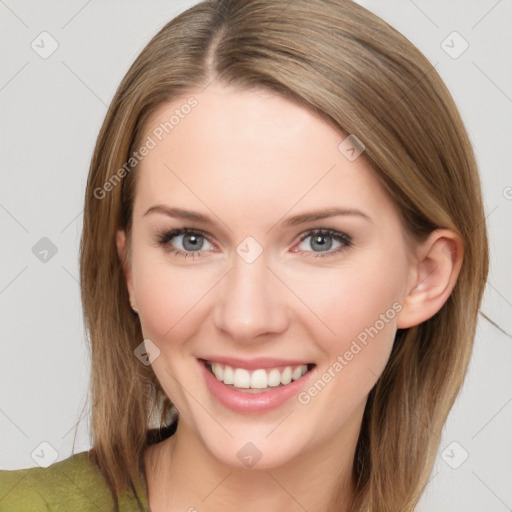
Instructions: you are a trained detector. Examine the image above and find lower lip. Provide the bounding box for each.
[199,359,315,413]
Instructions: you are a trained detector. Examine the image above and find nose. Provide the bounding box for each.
[213,251,289,342]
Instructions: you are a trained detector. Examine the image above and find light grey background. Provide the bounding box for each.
[1,1,511,510]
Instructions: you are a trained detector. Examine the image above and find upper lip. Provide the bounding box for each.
[199,356,313,370]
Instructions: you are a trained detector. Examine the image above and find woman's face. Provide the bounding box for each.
[118,84,417,469]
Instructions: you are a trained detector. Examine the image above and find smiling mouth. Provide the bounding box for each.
[201,359,316,393]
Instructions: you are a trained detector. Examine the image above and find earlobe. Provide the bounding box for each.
[116,229,137,311]
[397,229,463,329]
[116,229,127,263]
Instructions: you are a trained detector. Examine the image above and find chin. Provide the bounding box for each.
[202,430,305,470]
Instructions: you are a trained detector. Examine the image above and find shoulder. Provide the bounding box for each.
[0,451,134,511]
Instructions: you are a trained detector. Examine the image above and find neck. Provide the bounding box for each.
[144,406,364,512]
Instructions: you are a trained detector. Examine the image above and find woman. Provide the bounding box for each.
[0,0,488,511]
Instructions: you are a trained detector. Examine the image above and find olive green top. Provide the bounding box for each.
[0,451,150,511]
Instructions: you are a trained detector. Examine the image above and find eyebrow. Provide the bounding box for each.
[143,205,372,226]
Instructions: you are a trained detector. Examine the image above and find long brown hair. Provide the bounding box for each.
[79,1,489,510]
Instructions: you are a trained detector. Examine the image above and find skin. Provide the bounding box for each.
[116,84,463,512]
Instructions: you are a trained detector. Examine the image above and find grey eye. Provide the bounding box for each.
[174,233,212,252]
[298,233,341,253]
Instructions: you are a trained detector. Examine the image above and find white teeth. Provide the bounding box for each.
[267,368,281,387]
[280,366,292,385]
[292,366,305,381]
[233,368,251,388]
[223,365,234,385]
[250,369,267,389]
[212,362,223,381]
[208,362,309,389]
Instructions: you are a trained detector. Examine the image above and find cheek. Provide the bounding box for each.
[288,250,407,391]
[292,265,403,428]
[294,262,403,346]
[132,251,217,343]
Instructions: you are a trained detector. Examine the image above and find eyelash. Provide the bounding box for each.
[155,227,353,260]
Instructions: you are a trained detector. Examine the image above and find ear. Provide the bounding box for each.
[116,229,137,311]
[397,229,463,329]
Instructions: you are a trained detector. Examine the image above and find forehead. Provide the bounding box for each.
[133,84,395,228]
